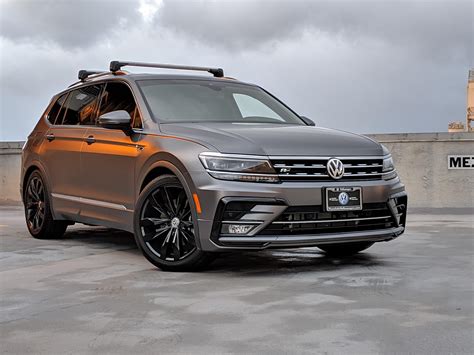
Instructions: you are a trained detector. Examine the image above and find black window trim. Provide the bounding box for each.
[57,91,73,126]
[44,79,144,131]
[45,91,70,126]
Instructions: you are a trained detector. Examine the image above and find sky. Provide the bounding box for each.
[0,0,472,141]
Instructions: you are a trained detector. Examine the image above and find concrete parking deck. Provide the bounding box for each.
[1,206,473,354]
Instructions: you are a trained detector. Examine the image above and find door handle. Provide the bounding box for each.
[85,135,96,145]
[45,133,55,141]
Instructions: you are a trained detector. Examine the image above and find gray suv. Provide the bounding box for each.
[21,61,407,271]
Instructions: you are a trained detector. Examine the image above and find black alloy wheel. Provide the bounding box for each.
[25,175,45,234]
[140,182,196,261]
[135,175,213,271]
[24,171,68,239]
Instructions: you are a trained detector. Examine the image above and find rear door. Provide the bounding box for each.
[79,81,144,230]
[40,86,100,217]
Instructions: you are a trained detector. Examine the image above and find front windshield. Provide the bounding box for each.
[137,79,304,125]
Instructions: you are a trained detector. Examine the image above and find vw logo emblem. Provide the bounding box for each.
[327,158,345,180]
[338,192,349,205]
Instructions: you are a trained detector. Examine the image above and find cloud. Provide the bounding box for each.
[0,0,141,49]
[155,0,472,58]
[0,0,472,140]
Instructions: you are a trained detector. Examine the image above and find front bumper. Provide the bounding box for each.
[190,171,407,252]
[218,226,405,249]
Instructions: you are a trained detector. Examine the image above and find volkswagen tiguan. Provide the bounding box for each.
[21,61,407,271]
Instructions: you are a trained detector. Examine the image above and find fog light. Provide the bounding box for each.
[221,224,256,235]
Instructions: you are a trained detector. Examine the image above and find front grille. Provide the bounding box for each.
[271,157,384,181]
[259,201,406,236]
[212,195,407,245]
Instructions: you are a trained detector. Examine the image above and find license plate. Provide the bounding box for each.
[325,187,362,211]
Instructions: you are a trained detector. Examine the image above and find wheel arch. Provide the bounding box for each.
[137,154,202,249]
[139,166,175,193]
[137,152,197,195]
[21,160,63,220]
[22,162,48,202]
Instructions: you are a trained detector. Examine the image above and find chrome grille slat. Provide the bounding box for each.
[273,164,326,169]
[272,215,392,225]
[277,173,384,178]
[271,157,384,182]
[344,164,383,168]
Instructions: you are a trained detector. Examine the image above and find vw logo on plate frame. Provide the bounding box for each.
[338,192,349,205]
[327,158,345,180]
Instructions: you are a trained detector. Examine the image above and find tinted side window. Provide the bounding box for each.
[60,85,101,126]
[47,93,68,125]
[98,82,142,128]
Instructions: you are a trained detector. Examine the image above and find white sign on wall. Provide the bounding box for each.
[448,155,474,169]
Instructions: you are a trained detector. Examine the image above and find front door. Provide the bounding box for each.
[79,81,144,231]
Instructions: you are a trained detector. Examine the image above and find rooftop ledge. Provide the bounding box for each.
[366,132,474,143]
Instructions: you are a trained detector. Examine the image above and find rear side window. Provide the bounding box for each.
[46,93,68,125]
[60,85,102,126]
[98,82,142,128]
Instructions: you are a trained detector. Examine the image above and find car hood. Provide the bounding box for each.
[160,122,383,156]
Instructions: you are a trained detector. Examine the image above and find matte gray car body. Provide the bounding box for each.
[21,72,407,270]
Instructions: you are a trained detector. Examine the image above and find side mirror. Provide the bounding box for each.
[98,110,131,129]
[300,116,316,126]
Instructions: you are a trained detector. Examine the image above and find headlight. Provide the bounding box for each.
[382,155,395,172]
[199,153,279,183]
[382,154,397,180]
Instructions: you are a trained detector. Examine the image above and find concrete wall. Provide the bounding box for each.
[1,133,473,208]
[0,141,23,204]
[366,132,473,208]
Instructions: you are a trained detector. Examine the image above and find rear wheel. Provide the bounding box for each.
[318,242,374,257]
[134,175,214,271]
[24,171,68,239]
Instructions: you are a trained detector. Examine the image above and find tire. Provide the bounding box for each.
[134,174,214,271]
[24,170,68,239]
[318,242,374,257]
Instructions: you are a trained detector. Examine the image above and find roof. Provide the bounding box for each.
[68,72,254,90]
[124,73,248,83]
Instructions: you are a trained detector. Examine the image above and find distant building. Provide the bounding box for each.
[467,69,474,132]
[448,121,465,132]
[449,69,474,132]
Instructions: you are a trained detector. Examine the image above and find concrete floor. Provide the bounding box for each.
[0,206,473,354]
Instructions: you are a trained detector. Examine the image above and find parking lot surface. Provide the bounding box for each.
[1,205,473,354]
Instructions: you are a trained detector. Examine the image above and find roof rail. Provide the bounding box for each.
[109,60,224,78]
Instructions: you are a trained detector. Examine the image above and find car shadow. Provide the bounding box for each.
[209,250,388,276]
[63,226,391,274]
[64,226,138,250]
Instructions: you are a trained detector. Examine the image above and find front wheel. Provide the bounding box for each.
[318,242,374,257]
[134,175,214,271]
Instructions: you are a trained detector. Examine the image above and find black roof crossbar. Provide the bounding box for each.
[109,61,224,77]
